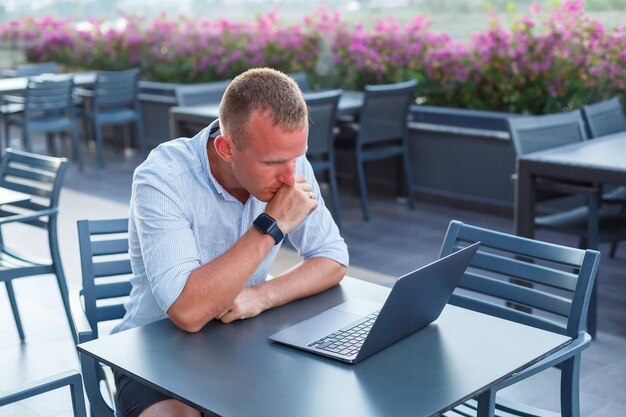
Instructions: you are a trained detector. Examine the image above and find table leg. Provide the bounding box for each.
[477,389,495,417]
[169,111,180,139]
[514,160,536,238]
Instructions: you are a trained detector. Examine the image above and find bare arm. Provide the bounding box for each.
[167,176,324,332]
[167,227,276,332]
[217,257,346,323]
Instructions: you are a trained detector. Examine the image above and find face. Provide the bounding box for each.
[217,110,308,202]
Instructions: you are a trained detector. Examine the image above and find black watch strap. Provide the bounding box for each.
[253,213,284,245]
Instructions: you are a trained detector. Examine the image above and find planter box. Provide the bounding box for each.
[409,105,519,214]
[139,80,180,148]
[335,105,519,215]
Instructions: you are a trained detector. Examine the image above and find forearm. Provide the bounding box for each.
[254,257,346,310]
[167,227,275,332]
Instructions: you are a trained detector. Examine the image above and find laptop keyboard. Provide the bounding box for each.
[307,311,380,356]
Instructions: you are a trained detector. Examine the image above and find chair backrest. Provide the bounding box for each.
[77,218,132,339]
[15,62,59,77]
[290,72,311,92]
[23,75,74,116]
[175,80,231,107]
[93,68,141,108]
[305,90,341,156]
[440,220,600,338]
[582,97,626,138]
[507,110,588,156]
[358,80,417,146]
[0,149,68,229]
[76,218,131,417]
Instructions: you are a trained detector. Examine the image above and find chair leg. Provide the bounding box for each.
[23,125,32,152]
[609,242,618,259]
[46,133,55,154]
[135,115,148,157]
[5,280,25,340]
[328,165,342,229]
[402,146,415,210]
[71,124,84,171]
[4,121,10,150]
[356,151,369,221]
[94,121,106,168]
[560,356,581,417]
[50,220,78,345]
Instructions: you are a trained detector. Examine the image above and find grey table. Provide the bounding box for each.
[0,187,30,205]
[515,130,626,241]
[78,277,570,417]
[514,131,626,338]
[169,90,365,138]
[0,72,96,95]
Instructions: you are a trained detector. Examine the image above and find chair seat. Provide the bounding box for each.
[361,144,404,161]
[445,397,561,417]
[0,103,25,115]
[91,108,139,125]
[0,249,52,279]
[603,186,626,203]
[536,204,626,236]
[25,115,76,133]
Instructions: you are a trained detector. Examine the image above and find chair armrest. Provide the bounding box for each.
[0,208,57,225]
[494,332,591,391]
[1,94,25,104]
[74,87,94,98]
[0,370,87,417]
[70,289,95,344]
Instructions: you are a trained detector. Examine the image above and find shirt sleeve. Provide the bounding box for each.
[131,168,202,312]
[287,157,350,267]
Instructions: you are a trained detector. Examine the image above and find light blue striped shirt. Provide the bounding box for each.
[112,122,349,333]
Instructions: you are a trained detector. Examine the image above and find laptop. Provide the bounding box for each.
[269,242,480,364]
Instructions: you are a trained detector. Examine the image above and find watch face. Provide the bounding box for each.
[254,213,275,231]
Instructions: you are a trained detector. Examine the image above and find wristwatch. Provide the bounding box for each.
[253,213,284,245]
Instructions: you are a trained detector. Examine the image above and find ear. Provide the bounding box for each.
[213,135,234,162]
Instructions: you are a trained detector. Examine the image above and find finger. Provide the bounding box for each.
[294,175,307,184]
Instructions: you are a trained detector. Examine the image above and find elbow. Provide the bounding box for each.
[167,304,216,333]
[168,311,204,333]
[335,265,347,285]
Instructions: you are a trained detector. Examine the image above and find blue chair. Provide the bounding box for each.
[305,90,342,228]
[72,218,131,417]
[15,62,60,77]
[582,97,626,139]
[582,97,626,257]
[290,72,311,92]
[3,75,83,169]
[337,80,417,220]
[0,370,87,417]
[81,68,146,167]
[175,79,231,107]
[440,220,600,417]
[0,149,77,343]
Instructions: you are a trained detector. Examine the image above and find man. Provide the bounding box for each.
[111,68,348,417]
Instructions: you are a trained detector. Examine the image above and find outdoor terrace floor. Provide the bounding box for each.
[1,140,625,416]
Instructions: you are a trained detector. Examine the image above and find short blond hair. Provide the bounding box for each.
[218,68,308,150]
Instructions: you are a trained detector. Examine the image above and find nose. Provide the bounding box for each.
[277,161,296,186]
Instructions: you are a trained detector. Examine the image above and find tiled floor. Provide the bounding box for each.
[1,141,625,416]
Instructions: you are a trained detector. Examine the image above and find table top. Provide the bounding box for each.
[519,131,626,183]
[0,72,96,94]
[0,187,30,205]
[78,277,570,417]
[170,90,365,120]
